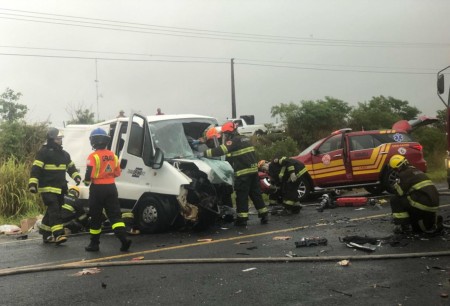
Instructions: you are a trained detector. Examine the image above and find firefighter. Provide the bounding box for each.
[61,186,89,233]
[203,122,269,226]
[389,154,442,235]
[83,128,132,252]
[271,156,308,214]
[29,127,82,244]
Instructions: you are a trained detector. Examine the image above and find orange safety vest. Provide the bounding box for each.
[87,149,121,184]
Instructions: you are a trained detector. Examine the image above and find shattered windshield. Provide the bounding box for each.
[149,118,217,159]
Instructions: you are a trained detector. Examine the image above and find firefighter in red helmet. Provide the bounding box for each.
[203,121,269,226]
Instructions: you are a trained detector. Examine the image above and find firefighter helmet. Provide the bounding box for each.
[47,127,63,140]
[205,126,221,140]
[389,154,409,169]
[69,186,80,198]
[221,121,237,133]
[89,128,110,149]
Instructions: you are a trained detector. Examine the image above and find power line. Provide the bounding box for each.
[0,8,449,48]
[0,51,436,75]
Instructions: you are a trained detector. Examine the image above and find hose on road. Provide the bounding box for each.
[2,250,450,277]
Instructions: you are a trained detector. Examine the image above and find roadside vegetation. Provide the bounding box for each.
[0,88,447,225]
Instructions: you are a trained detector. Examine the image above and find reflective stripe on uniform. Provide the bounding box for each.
[393,212,409,219]
[28,178,39,184]
[39,223,52,232]
[237,212,249,218]
[258,207,269,214]
[279,166,286,180]
[71,172,81,179]
[394,183,404,196]
[44,164,67,171]
[122,212,134,219]
[229,147,254,157]
[32,160,44,168]
[112,222,126,229]
[90,228,102,235]
[284,200,295,206]
[51,224,64,232]
[38,187,62,194]
[235,166,258,177]
[62,204,75,212]
[296,168,307,178]
[407,196,439,213]
[93,154,101,178]
[409,180,434,192]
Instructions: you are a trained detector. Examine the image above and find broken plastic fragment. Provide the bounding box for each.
[131,256,145,261]
[72,268,101,276]
[197,239,213,242]
[242,267,257,272]
[273,236,292,240]
[337,260,351,266]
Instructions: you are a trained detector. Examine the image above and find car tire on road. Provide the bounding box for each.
[137,195,173,233]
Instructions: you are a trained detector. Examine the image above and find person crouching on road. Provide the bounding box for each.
[389,154,442,235]
[61,186,89,234]
[83,128,131,252]
[271,156,308,214]
[29,127,82,245]
[203,122,269,226]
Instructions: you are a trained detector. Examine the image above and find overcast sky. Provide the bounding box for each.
[1,0,449,126]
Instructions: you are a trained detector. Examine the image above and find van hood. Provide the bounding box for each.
[392,116,438,133]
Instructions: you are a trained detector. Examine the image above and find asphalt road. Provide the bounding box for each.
[1,190,450,306]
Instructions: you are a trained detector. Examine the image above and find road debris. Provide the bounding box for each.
[242,267,257,272]
[72,268,101,276]
[337,260,351,266]
[285,251,298,258]
[235,240,253,245]
[330,288,352,297]
[346,242,377,252]
[272,236,292,240]
[197,238,213,242]
[0,225,21,235]
[131,256,145,261]
[295,237,328,247]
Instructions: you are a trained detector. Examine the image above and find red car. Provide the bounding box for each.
[292,117,437,200]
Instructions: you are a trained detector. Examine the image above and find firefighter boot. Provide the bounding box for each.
[85,235,100,252]
[234,217,248,227]
[259,212,269,225]
[116,230,132,252]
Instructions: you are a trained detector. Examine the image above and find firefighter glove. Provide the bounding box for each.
[28,183,38,194]
[74,176,82,186]
[83,180,90,187]
[289,173,297,182]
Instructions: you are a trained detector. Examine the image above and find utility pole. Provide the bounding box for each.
[231,58,236,118]
[95,59,99,122]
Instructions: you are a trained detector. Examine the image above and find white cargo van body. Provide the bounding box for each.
[62,113,234,233]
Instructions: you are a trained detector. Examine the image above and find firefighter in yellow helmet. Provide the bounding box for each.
[60,186,89,233]
[389,154,442,235]
[203,121,269,226]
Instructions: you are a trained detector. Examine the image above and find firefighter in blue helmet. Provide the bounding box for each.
[203,121,269,226]
[29,127,82,244]
[83,128,131,252]
[389,154,442,235]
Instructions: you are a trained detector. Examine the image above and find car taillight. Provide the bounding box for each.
[411,144,423,151]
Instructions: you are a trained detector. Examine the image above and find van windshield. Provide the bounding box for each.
[149,118,217,159]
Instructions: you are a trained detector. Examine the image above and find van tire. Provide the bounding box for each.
[137,195,171,233]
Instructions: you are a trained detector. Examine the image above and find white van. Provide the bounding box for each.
[62,113,234,233]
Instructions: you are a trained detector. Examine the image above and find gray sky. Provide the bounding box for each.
[1,0,449,126]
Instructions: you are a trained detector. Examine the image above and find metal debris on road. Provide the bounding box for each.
[272,236,292,240]
[72,268,101,276]
[235,240,253,245]
[197,238,213,242]
[242,267,257,272]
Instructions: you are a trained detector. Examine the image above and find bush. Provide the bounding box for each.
[253,134,299,161]
[0,157,44,218]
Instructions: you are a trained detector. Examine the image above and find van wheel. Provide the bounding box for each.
[383,170,399,194]
[254,130,265,137]
[297,177,312,201]
[137,196,170,233]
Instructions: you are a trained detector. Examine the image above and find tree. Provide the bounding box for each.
[66,104,96,124]
[0,88,27,122]
[274,97,351,149]
[348,96,420,131]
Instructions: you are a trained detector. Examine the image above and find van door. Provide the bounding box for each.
[116,114,191,208]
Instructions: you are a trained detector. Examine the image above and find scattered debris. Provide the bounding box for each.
[330,288,352,297]
[72,268,101,276]
[236,253,250,256]
[441,293,448,298]
[273,236,292,240]
[285,251,298,258]
[197,238,213,242]
[16,235,28,240]
[0,225,21,235]
[337,260,351,266]
[235,240,253,245]
[339,235,381,245]
[346,242,377,252]
[101,282,107,289]
[295,237,328,247]
[131,256,145,261]
[246,246,258,250]
[20,217,37,233]
[371,284,390,289]
[242,267,257,272]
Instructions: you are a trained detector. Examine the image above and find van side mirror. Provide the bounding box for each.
[151,147,164,169]
[438,74,445,95]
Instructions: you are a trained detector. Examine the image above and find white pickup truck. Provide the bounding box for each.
[62,113,234,233]
[229,118,267,136]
